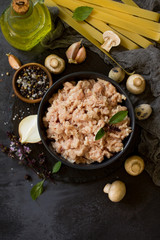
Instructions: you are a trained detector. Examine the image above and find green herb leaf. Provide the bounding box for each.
[109,111,128,125]
[30,180,44,201]
[52,161,62,173]
[72,6,93,21]
[95,128,105,140]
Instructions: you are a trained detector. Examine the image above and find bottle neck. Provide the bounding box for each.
[11,0,33,17]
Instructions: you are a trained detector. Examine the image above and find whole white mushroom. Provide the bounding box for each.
[126,74,145,94]
[108,67,125,83]
[124,155,145,176]
[135,104,152,120]
[103,180,126,202]
[45,54,65,74]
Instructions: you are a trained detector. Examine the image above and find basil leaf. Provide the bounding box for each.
[72,6,93,21]
[30,179,44,201]
[95,128,105,140]
[52,161,62,173]
[109,111,128,125]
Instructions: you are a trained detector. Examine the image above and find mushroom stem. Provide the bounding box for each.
[101,38,114,52]
[50,58,59,68]
[131,162,141,173]
[124,155,145,176]
[103,183,111,194]
[126,74,145,94]
[45,54,65,74]
[133,78,142,87]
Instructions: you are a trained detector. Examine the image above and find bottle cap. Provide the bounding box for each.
[12,0,30,15]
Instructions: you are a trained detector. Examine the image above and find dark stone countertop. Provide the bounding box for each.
[1,1,160,240]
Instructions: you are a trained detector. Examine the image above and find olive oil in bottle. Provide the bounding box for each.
[0,0,52,51]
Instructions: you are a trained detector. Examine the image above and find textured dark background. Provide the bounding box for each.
[1,1,160,240]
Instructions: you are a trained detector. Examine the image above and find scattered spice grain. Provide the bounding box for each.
[24,174,32,181]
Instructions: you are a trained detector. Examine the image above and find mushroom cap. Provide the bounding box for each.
[126,74,145,94]
[45,54,65,74]
[101,31,121,52]
[108,67,125,83]
[103,180,126,202]
[135,104,152,120]
[103,31,120,45]
[124,155,145,176]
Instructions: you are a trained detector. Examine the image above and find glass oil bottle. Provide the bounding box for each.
[0,0,52,51]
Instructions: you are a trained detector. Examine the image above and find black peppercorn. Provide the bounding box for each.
[24,174,32,181]
[16,65,50,100]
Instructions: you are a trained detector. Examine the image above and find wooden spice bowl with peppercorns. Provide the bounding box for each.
[12,63,53,103]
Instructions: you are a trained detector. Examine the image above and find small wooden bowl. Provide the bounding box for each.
[12,63,53,104]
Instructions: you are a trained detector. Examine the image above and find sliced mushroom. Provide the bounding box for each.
[101,31,121,52]
[103,180,126,202]
[45,54,65,74]
[108,67,125,83]
[124,155,145,176]
[135,104,152,120]
[126,74,145,94]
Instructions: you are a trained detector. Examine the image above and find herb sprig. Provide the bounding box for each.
[30,160,62,201]
[95,111,128,140]
[0,133,62,200]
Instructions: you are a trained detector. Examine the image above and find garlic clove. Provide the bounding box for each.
[66,41,81,63]
[75,46,86,64]
[19,115,41,144]
[7,53,21,70]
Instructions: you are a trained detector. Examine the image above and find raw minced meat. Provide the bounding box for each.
[43,78,132,164]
